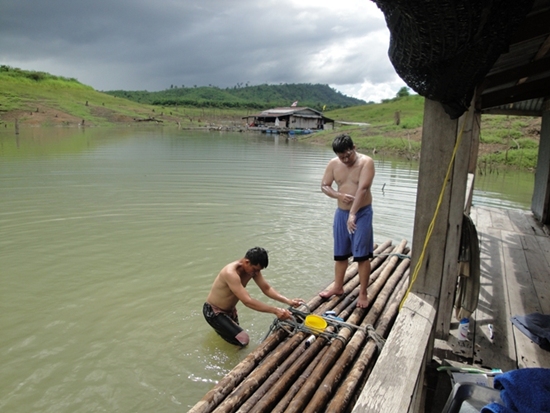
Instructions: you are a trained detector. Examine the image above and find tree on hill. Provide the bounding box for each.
[396,87,411,98]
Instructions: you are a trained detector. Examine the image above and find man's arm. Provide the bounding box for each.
[348,157,375,232]
[253,273,303,308]
[224,271,292,319]
[321,160,354,204]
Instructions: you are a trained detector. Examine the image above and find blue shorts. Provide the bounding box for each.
[333,205,374,262]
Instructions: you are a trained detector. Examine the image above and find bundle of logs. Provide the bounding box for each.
[189,239,411,413]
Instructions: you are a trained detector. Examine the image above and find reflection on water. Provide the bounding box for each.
[0,128,534,412]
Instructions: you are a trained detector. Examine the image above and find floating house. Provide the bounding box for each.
[243,107,334,133]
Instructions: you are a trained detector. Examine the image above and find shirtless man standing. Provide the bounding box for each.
[203,247,303,346]
[320,134,375,308]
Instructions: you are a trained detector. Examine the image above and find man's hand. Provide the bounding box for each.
[347,213,357,234]
[340,193,355,204]
[274,307,293,320]
[288,298,304,308]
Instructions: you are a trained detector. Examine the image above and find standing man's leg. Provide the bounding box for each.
[320,208,350,298]
[356,259,371,308]
[335,259,348,294]
[353,205,374,308]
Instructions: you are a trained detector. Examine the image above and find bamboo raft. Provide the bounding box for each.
[189,239,411,413]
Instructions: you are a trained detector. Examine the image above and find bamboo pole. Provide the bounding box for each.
[326,270,411,413]
[188,239,402,413]
[283,241,408,413]
[211,332,307,413]
[270,345,331,413]
[237,277,371,413]
[209,260,383,413]
[303,252,411,412]
[188,329,288,413]
[318,245,394,317]
[244,317,353,412]
[189,296,323,413]
[316,243,397,316]
[313,240,392,312]
[237,329,331,413]
[240,252,393,413]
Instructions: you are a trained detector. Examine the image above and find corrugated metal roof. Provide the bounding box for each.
[244,107,330,120]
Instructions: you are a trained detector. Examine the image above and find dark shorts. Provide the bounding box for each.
[203,302,248,346]
[333,205,374,262]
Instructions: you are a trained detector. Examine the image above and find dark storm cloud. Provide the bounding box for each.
[0,0,406,101]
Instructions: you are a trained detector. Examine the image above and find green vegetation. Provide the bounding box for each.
[0,66,540,171]
[304,93,540,171]
[0,65,249,128]
[104,83,366,111]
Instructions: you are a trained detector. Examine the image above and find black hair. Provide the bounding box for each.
[332,134,354,153]
[245,247,269,268]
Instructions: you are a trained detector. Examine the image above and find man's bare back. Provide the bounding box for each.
[203,247,303,346]
[206,260,255,312]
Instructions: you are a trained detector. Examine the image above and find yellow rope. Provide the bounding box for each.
[399,114,469,311]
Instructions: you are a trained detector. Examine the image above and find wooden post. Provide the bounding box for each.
[436,101,476,337]
[395,110,401,125]
[467,88,482,174]
[532,98,550,224]
[410,98,474,339]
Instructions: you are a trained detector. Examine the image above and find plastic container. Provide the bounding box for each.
[441,383,502,413]
[304,314,327,333]
[304,335,316,348]
[458,318,469,341]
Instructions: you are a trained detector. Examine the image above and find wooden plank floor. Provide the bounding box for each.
[437,205,550,371]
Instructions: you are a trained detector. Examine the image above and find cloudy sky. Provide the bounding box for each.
[1,0,407,103]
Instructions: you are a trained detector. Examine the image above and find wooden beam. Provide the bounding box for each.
[481,108,543,116]
[509,8,550,44]
[481,77,550,109]
[351,293,436,413]
[481,56,550,90]
[532,99,550,224]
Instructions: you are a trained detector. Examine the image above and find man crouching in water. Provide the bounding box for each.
[320,134,375,308]
[203,247,303,346]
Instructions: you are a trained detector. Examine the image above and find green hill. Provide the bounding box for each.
[104,83,366,111]
[318,94,541,170]
[0,66,540,170]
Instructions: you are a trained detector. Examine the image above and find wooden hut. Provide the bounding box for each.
[243,107,334,132]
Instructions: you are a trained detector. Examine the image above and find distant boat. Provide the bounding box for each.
[288,129,313,135]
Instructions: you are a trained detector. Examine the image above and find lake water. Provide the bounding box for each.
[0,127,534,412]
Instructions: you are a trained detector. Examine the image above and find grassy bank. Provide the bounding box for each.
[314,95,541,171]
[0,68,541,171]
[0,67,247,129]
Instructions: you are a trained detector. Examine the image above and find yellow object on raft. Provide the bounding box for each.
[304,314,327,333]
